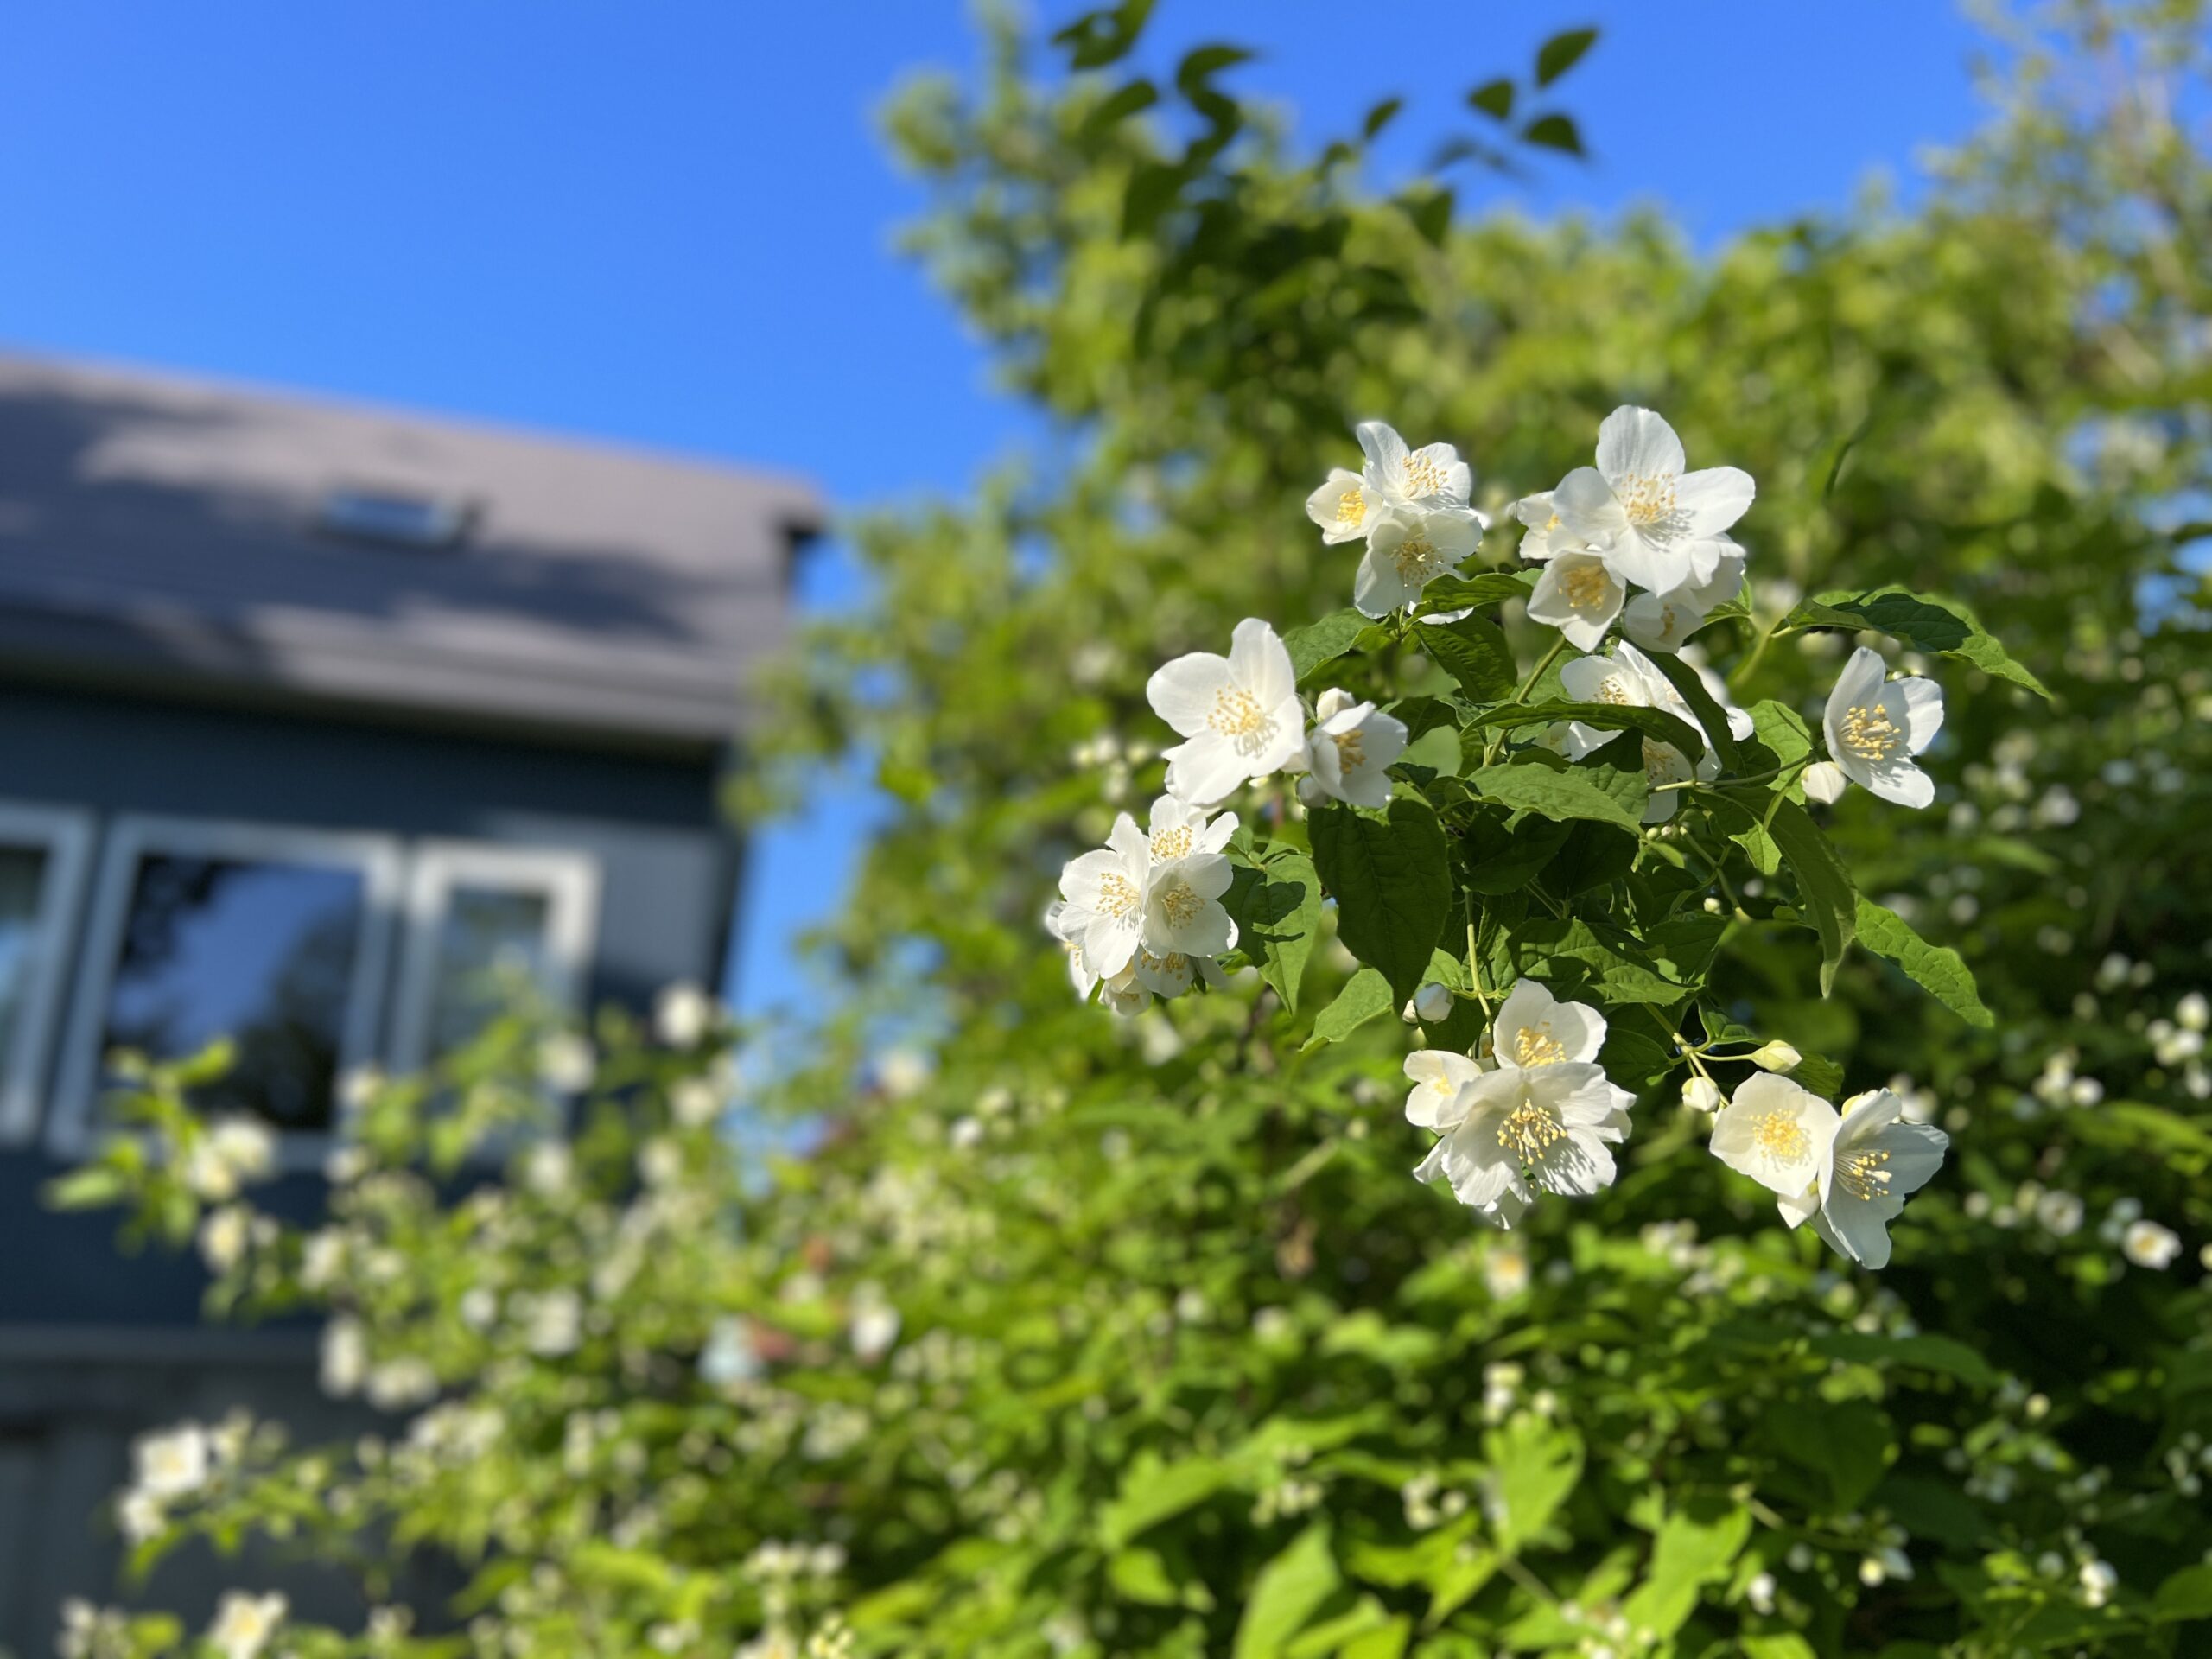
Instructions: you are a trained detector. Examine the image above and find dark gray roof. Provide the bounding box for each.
[0,352,821,749]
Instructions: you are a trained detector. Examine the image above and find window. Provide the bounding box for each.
[0,804,95,1146]
[388,842,599,1072]
[315,486,474,550]
[50,819,404,1161]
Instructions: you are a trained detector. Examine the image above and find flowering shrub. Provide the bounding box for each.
[44,3,2212,1656]
[1048,404,2028,1268]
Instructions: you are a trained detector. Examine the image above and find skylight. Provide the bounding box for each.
[315,487,473,550]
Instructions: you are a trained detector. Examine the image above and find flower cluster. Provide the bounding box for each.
[1046,406,2016,1268]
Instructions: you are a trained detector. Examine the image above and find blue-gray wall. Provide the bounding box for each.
[0,677,742,1327]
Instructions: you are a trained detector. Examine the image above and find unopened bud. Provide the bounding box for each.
[1408,982,1455,1025]
[1313,687,1357,721]
[1296,774,1328,808]
[1751,1040,1802,1073]
[1802,760,1848,804]
[1681,1077,1723,1113]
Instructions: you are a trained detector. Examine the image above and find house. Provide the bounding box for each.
[0,351,818,1637]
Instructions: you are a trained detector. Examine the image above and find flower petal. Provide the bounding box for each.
[1147,652,1233,737]
[1550,466,1627,547]
[1227,617,1294,707]
[1595,406,1685,486]
[1671,466,1754,537]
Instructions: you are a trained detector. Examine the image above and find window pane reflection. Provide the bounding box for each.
[0,844,52,1078]
[422,884,555,1063]
[102,854,367,1131]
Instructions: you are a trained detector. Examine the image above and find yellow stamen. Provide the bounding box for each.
[1151,827,1193,860]
[1839,703,1902,762]
[1561,563,1611,609]
[1752,1110,1809,1163]
[1497,1099,1567,1160]
[1513,1027,1568,1066]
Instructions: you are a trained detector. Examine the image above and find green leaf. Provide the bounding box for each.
[1234,1521,1340,1659]
[1469,751,1646,832]
[1416,569,1535,612]
[1745,796,1857,995]
[1520,113,1585,156]
[1499,918,1694,1005]
[1362,96,1403,141]
[1078,78,1159,145]
[1620,1501,1753,1640]
[1175,43,1255,92]
[1400,186,1454,249]
[1460,699,1703,763]
[1467,78,1515,120]
[1286,607,1371,682]
[1640,651,1742,769]
[1109,1548,1182,1606]
[1853,897,1993,1027]
[1459,810,1573,894]
[2152,1563,2212,1624]
[1101,1452,1236,1548]
[1748,698,1815,772]
[1395,723,1462,778]
[1414,612,1516,701]
[1302,968,1394,1051]
[1807,1331,2002,1389]
[1766,1399,1893,1510]
[1224,854,1322,1014]
[1052,0,1157,68]
[1791,587,2050,699]
[1484,1417,1582,1555]
[1535,26,1598,85]
[1309,799,1453,1005]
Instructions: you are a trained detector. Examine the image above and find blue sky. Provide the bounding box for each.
[0,2,1991,1017]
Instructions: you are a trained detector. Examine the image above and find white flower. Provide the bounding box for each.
[2035,1189,2085,1237]
[1681,1077,1723,1113]
[2079,1559,2119,1607]
[1411,1063,1631,1211]
[132,1424,210,1500]
[1802,760,1849,804]
[1405,982,1455,1026]
[849,1294,901,1363]
[1710,1073,1839,1223]
[1141,853,1237,961]
[1491,979,1605,1068]
[1301,690,1408,807]
[653,982,717,1046]
[671,1074,727,1128]
[699,1317,762,1387]
[1809,1090,1951,1270]
[1526,550,1626,650]
[1823,647,1944,808]
[1403,1049,1484,1128]
[1557,643,1750,823]
[1618,543,1746,653]
[1751,1040,1802,1073]
[184,1116,276,1201]
[1356,505,1484,617]
[1045,900,1100,1002]
[1357,420,1472,509]
[2180,991,2209,1032]
[1147,618,1306,804]
[1098,963,1154,1017]
[1133,944,1226,1000]
[1746,1572,1777,1616]
[2124,1219,2183,1269]
[1143,793,1237,863]
[1551,406,1755,594]
[1510,491,1587,561]
[1305,467,1380,544]
[198,1206,251,1274]
[525,1288,582,1357]
[1058,814,1154,977]
[320,1317,367,1398]
[538,1032,596,1093]
[207,1592,288,1659]
[118,1490,165,1544]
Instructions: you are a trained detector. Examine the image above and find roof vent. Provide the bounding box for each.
[315,487,474,550]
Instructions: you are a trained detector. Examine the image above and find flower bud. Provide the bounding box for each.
[1751,1040,1802,1073]
[1296,773,1328,808]
[1313,686,1357,721]
[1408,982,1455,1025]
[1802,760,1848,804]
[1681,1077,1723,1113]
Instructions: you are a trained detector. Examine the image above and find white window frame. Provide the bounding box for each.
[387,839,601,1075]
[48,816,404,1167]
[0,802,98,1147]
